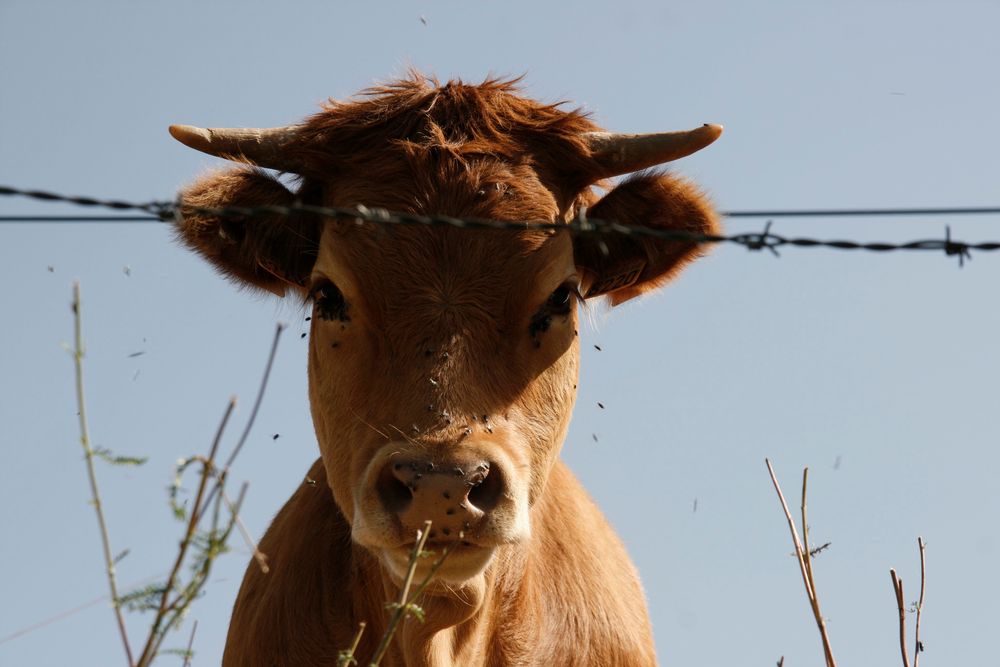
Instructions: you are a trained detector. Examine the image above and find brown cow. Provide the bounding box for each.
[170,74,721,666]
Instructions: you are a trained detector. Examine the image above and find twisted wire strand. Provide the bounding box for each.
[2,184,998,263]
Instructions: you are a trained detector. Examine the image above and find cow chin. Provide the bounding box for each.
[381,543,498,585]
[352,513,529,587]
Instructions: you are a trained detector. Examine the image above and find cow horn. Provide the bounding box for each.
[584,124,723,178]
[168,124,304,173]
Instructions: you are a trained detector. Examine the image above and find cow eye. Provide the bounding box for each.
[311,280,350,322]
[546,284,577,316]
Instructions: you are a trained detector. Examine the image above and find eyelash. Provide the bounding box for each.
[545,284,578,316]
[310,280,350,322]
[529,282,581,339]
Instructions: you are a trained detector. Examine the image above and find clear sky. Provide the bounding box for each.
[2,1,998,665]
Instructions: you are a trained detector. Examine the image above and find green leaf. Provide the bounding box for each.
[158,647,194,659]
[93,446,148,467]
[117,582,168,612]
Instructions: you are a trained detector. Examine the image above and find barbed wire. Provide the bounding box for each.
[2,184,999,265]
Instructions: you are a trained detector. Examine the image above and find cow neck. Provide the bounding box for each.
[348,543,527,666]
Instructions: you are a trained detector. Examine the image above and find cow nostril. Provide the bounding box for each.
[467,464,502,512]
[377,467,413,515]
[378,457,504,525]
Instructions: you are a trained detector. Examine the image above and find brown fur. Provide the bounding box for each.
[172,74,719,666]
[225,460,655,666]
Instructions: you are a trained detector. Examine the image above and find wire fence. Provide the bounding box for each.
[3,184,999,265]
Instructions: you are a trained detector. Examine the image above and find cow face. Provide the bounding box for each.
[171,76,720,585]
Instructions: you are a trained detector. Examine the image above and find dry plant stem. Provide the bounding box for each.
[182,619,197,667]
[913,537,926,667]
[196,322,286,522]
[338,622,367,667]
[890,569,910,667]
[765,460,815,598]
[350,622,368,653]
[369,520,434,666]
[224,321,285,469]
[401,538,459,605]
[71,282,135,667]
[135,398,237,667]
[154,456,244,660]
[799,469,836,667]
[764,459,836,667]
[366,525,459,666]
[801,468,815,587]
[140,325,279,664]
[223,484,269,574]
[151,482,243,662]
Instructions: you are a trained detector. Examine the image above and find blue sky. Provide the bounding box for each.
[2,1,998,665]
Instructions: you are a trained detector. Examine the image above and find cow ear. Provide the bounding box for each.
[574,173,720,305]
[174,167,320,297]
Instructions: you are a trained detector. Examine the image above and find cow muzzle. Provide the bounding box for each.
[377,457,501,539]
[352,442,530,583]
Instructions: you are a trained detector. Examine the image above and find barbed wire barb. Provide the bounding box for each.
[943,225,971,267]
[735,220,781,257]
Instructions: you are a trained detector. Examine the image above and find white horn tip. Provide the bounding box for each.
[168,124,210,150]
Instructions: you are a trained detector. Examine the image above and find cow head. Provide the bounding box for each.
[171,76,720,587]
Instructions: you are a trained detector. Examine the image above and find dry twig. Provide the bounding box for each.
[765,459,837,667]
[914,537,926,667]
[135,399,236,666]
[337,622,367,667]
[890,569,909,667]
[70,282,135,666]
[890,537,928,667]
[368,521,458,666]
[369,522,434,665]
[195,323,286,525]
[224,484,269,574]
[181,620,197,667]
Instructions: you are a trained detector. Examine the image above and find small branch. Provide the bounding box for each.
[224,321,285,469]
[197,322,286,521]
[135,398,236,667]
[400,536,461,609]
[138,325,281,664]
[158,455,245,660]
[70,283,135,667]
[799,469,836,667]
[369,521,433,666]
[181,619,197,667]
[913,537,926,667]
[801,468,815,589]
[766,460,814,599]
[223,484,269,574]
[367,523,459,666]
[337,622,367,667]
[890,569,910,667]
[765,459,836,667]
